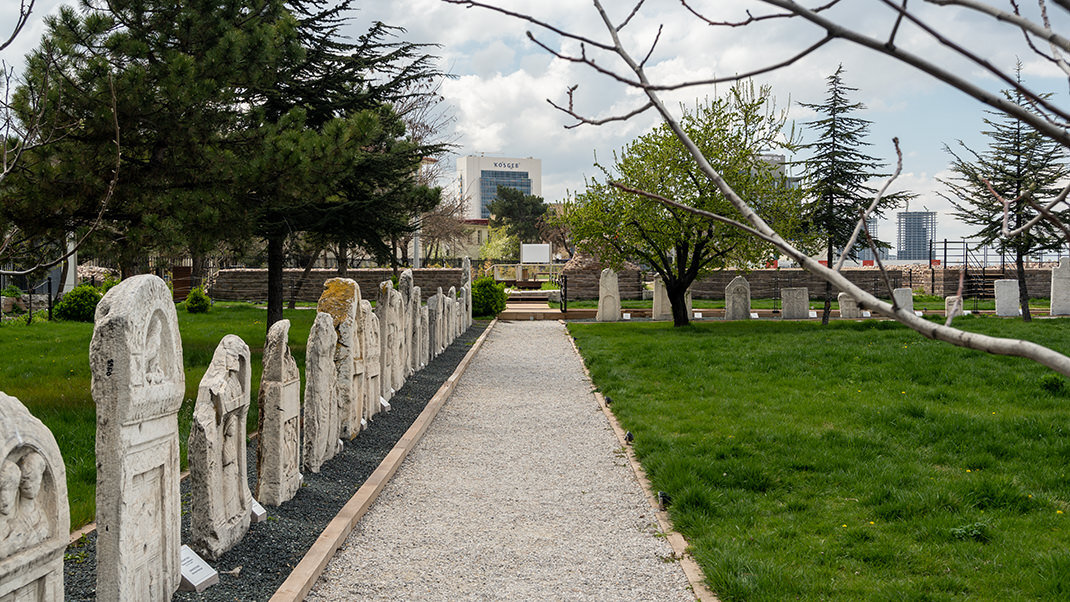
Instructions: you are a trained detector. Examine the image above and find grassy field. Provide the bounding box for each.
[569,317,1070,600]
[0,302,316,529]
[553,295,1051,312]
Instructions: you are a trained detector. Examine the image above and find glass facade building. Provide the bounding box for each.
[897,211,937,261]
[457,156,542,220]
[478,170,533,218]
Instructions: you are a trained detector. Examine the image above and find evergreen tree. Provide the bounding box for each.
[488,187,547,244]
[800,65,909,324]
[940,69,1070,322]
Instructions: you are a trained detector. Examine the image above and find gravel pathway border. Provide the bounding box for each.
[307,320,698,601]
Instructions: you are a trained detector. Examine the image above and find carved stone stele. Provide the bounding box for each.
[256,320,302,507]
[0,391,69,602]
[364,301,382,420]
[725,276,752,321]
[389,289,406,393]
[317,278,363,440]
[838,293,862,319]
[420,306,430,368]
[189,335,252,560]
[91,275,184,601]
[410,286,422,372]
[398,270,414,378]
[303,312,339,473]
[376,282,394,403]
[596,268,621,322]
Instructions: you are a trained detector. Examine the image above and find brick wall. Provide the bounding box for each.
[688,269,904,300]
[561,268,642,301]
[208,268,465,302]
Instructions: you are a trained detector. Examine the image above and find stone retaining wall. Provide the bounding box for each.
[562,269,642,301]
[209,268,464,302]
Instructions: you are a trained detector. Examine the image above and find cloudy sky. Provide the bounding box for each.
[5,0,1070,252]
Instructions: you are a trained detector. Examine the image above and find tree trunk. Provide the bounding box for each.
[390,237,400,277]
[822,243,833,325]
[666,280,690,327]
[289,245,323,310]
[336,243,348,277]
[1016,249,1032,322]
[190,252,207,290]
[266,234,285,331]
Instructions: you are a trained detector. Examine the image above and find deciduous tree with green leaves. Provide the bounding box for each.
[566,82,806,326]
[800,65,910,324]
[941,72,1070,322]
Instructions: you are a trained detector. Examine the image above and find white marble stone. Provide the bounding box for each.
[892,287,914,313]
[255,320,302,507]
[781,287,809,320]
[302,312,339,473]
[462,257,473,328]
[652,276,671,321]
[398,270,414,378]
[420,306,430,368]
[725,276,751,321]
[838,293,862,319]
[448,287,458,341]
[179,544,218,593]
[389,288,406,394]
[411,286,422,372]
[1052,257,1070,315]
[317,278,363,440]
[376,282,394,403]
[945,295,964,320]
[596,268,621,322]
[995,279,1020,317]
[0,392,69,602]
[426,293,441,360]
[91,275,184,601]
[364,301,383,418]
[189,335,252,560]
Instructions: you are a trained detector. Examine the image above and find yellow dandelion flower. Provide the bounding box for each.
[1058,510,1064,515]
[966,469,972,473]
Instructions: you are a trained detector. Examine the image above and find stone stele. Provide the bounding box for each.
[188,335,252,561]
[0,391,69,602]
[448,286,458,340]
[398,270,414,378]
[780,287,809,320]
[303,312,339,473]
[255,319,302,507]
[652,276,672,321]
[420,305,430,368]
[837,292,862,319]
[376,281,394,403]
[389,288,406,394]
[90,274,184,601]
[1051,257,1070,316]
[892,287,914,313]
[317,278,363,440]
[994,279,1020,317]
[596,268,621,322]
[945,295,964,320]
[364,301,384,417]
[410,285,423,372]
[725,276,752,321]
[462,256,473,328]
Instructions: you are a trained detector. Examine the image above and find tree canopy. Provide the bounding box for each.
[488,186,547,244]
[566,82,806,326]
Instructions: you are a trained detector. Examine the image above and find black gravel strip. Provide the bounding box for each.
[64,320,490,601]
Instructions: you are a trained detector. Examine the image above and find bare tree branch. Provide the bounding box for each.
[0,0,34,53]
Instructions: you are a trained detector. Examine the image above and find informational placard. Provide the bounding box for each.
[808,311,817,318]
[250,499,267,523]
[179,545,219,592]
[520,244,551,264]
[749,312,759,319]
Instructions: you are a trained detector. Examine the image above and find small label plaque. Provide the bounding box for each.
[250,499,267,523]
[622,312,631,320]
[862,311,871,318]
[808,311,817,318]
[180,544,219,592]
[749,312,759,319]
[693,312,702,319]
[914,311,923,317]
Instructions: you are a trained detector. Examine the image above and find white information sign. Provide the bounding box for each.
[180,545,219,593]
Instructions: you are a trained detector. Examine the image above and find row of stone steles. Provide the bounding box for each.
[595,265,1070,322]
[0,257,475,602]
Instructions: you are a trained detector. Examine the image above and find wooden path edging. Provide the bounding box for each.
[562,320,720,602]
[269,318,498,602]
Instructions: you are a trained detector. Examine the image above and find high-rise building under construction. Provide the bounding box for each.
[896,211,937,261]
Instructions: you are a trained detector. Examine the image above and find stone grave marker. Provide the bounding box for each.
[364,301,387,415]
[420,306,430,367]
[255,319,302,507]
[780,287,809,320]
[303,312,339,473]
[838,293,862,319]
[317,278,363,440]
[91,275,184,601]
[725,276,751,321]
[389,288,406,393]
[652,276,671,321]
[376,282,394,403]
[995,279,1020,317]
[398,270,414,378]
[411,285,423,371]
[188,335,252,561]
[1052,257,1070,315]
[462,257,473,328]
[448,286,458,340]
[892,287,914,313]
[596,268,621,322]
[945,295,964,320]
[0,391,69,602]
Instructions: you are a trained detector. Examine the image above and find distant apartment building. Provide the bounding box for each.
[897,211,937,261]
[857,216,890,261]
[457,155,542,220]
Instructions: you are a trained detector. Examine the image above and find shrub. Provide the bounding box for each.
[100,277,121,294]
[2,284,22,297]
[185,286,212,313]
[54,284,103,322]
[1040,372,1067,396]
[472,276,507,317]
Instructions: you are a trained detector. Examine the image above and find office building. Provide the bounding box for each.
[897,211,937,261]
[457,155,542,220]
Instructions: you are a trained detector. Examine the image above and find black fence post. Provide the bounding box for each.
[561,274,568,314]
[26,285,32,325]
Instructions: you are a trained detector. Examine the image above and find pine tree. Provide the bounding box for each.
[941,68,1070,322]
[801,65,909,324]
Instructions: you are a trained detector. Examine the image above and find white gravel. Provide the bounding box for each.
[307,320,696,601]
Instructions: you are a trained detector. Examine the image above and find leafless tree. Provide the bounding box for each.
[442,0,1070,376]
[420,190,470,261]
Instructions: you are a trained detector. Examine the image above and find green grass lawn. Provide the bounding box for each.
[0,302,315,529]
[554,296,1051,311]
[569,317,1070,600]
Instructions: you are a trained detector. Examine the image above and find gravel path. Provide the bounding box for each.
[308,320,695,601]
